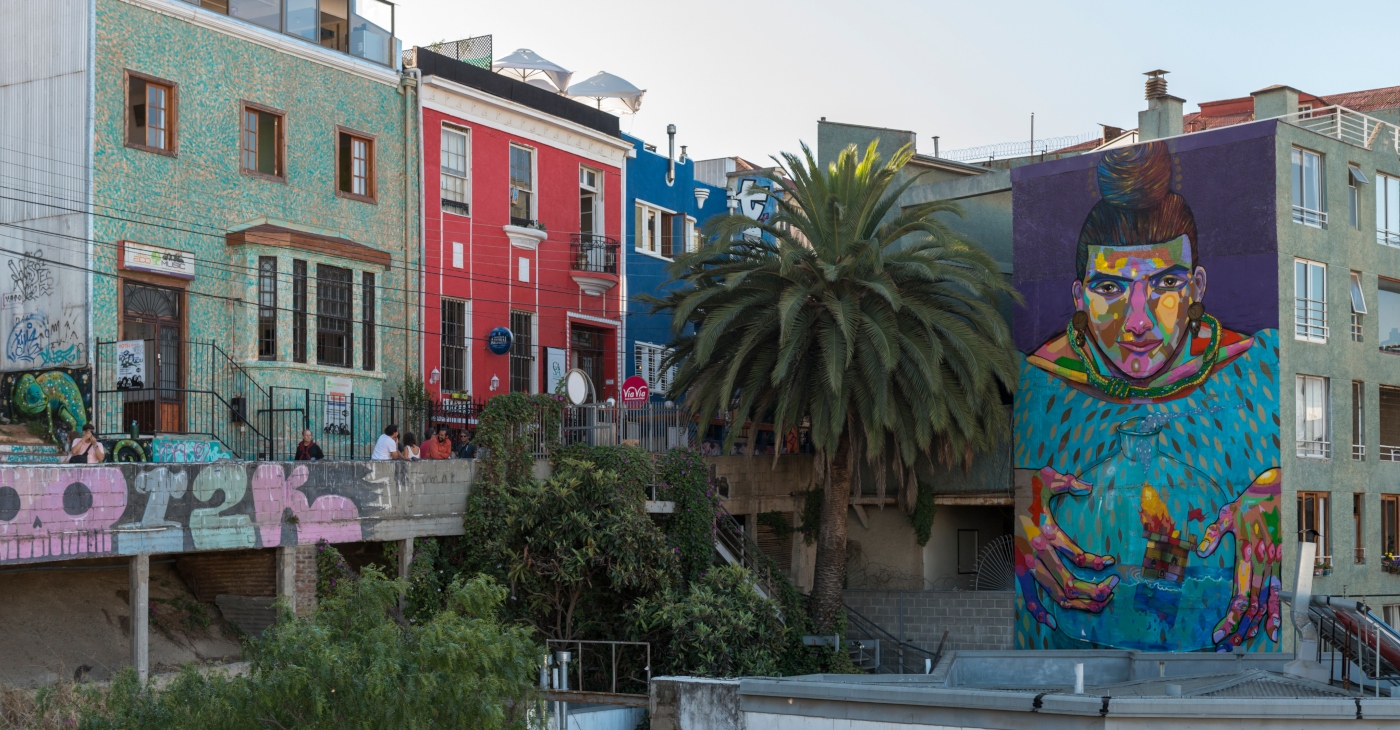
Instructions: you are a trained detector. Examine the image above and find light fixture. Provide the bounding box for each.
[429,367,440,384]
[606,397,616,406]
[490,375,500,391]
[694,187,710,208]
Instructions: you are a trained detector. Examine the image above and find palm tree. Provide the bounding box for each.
[646,141,1018,632]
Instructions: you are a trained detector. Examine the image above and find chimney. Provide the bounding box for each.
[1138,70,1184,141]
[1251,85,1301,120]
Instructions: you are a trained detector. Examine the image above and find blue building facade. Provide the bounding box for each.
[623,134,726,401]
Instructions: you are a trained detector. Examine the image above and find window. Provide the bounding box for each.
[580,167,602,235]
[1294,259,1327,342]
[1379,173,1400,247]
[635,202,678,258]
[167,0,395,67]
[440,299,467,392]
[337,129,375,201]
[316,265,352,367]
[509,145,535,225]
[292,259,307,363]
[1385,495,1400,555]
[1386,604,1400,628]
[361,272,375,371]
[241,103,284,179]
[684,216,699,254]
[635,342,676,397]
[1351,271,1367,342]
[509,310,534,393]
[1298,491,1331,564]
[1296,374,1330,458]
[1381,385,1400,461]
[1291,147,1325,227]
[452,241,464,269]
[126,73,175,153]
[1379,278,1400,354]
[441,127,470,215]
[1356,494,1366,564]
[258,256,277,361]
[1355,381,1366,461]
[1349,166,1367,229]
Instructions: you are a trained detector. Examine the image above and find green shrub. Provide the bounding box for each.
[632,564,786,678]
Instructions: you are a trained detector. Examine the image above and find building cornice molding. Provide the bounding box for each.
[567,312,621,327]
[422,77,630,168]
[116,0,401,87]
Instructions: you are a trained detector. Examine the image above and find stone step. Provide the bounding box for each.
[0,443,67,464]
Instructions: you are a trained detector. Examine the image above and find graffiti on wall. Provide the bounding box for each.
[0,247,86,370]
[1013,140,1282,653]
[149,436,234,464]
[0,462,386,563]
[0,367,91,444]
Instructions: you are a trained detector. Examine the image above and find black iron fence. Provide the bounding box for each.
[569,233,619,275]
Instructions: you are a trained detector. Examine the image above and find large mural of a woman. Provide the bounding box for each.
[1014,141,1282,652]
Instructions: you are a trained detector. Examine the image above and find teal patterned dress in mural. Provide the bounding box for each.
[1015,329,1281,651]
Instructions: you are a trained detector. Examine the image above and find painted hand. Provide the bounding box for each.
[1015,467,1119,630]
[1196,468,1282,649]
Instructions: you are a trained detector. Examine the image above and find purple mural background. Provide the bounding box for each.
[1012,120,1281,354]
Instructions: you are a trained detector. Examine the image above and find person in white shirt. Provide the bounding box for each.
[371,424,401,461]
[401,432,421,461]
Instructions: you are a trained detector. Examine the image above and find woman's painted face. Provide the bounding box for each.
[1072,236,1205,381]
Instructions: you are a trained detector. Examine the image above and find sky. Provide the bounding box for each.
[396,0,1400,163]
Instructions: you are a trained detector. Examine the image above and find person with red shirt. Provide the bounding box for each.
[420,426,453,460]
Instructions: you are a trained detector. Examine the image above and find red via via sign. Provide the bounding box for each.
[621,376,649,407]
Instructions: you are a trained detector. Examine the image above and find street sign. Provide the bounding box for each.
[621,375,649,407]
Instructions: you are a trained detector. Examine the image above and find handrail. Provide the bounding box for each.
[1277,105,1400,153]
[843,602,943,674]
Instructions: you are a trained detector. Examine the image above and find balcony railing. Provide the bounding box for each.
[1355,443,1367,461]
[179,0,397,68]
[1279,105,1400,154]
[1381,445,1400,462]
[1294,297,1328,342]
[570,234,619,274]
[1297,439,1331,459]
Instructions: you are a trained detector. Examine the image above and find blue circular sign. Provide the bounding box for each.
[486,327,513,355]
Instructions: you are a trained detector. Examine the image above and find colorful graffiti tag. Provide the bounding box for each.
[1012,138,1282,652]
[0,461,397,563]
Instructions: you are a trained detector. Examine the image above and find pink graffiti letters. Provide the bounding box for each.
[251,464,360,547]
[0,466,127,561]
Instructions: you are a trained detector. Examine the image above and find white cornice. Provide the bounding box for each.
[567,312,621,327]
[117,0,401,86]
[422,77,630,168]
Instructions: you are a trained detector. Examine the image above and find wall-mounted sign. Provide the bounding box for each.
[486,327,513,355]
[324,376,353,435]
[621,375,649,407]
[115,340,146,390]
[546,347,567,392]
[120,241,195,279]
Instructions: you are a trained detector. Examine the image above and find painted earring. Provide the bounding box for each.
[1188,302,1205,325]
[1071,311,1089,348]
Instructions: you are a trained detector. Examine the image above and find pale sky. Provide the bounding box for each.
[396,0,1400,163]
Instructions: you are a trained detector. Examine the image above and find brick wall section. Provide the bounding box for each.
[844,590,1015,651]
[294,544,317,617]
[175,550,276,602]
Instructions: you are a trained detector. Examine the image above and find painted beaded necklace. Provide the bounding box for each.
[1066,311,1224,401]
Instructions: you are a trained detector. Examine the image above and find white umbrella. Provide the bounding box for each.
[567,71,646,114]
[492,49,572,92]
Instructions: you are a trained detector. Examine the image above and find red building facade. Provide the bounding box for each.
[412,50,631,406]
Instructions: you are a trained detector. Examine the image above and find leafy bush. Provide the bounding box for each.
[80,570,540,730]
[655,449,718,585]
[314,539,355,600]
[632,564,786,678]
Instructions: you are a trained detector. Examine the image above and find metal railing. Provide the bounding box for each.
[543,639,650,708]
[1280,105,1400,154]
[1356,443,1368,461]
[1380,229,1400,248]
[570,234,619,274]
[94,339,273,459]
[1296,439,1332,459]
[939,131,1100,163]
[560,403,694,454]
[714,506,783,603]
[1381,445,1400,462]
[843,603,945,675]
[417,34,492,69]
[262,388,474,461]
[1354,312,1365,342]
[1293,205,1328,228]
[1294,297,1328,341]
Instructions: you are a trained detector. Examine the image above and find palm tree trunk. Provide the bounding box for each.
[810,433,851,634]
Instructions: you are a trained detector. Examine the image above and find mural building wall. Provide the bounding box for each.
[1012,127,1284,652]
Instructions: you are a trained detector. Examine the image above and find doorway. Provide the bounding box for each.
[121,281,183,433]
[570,324,607,402]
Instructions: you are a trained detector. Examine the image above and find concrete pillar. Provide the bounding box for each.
[397,538,414,610]
[276,546,298,616]
[129,553,149,682]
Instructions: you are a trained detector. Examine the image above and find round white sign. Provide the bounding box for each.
[565,369,593,405]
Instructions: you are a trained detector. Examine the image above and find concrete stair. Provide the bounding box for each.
[0,443,66,464]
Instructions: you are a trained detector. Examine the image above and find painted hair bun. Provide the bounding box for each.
[1097,142,1172,211]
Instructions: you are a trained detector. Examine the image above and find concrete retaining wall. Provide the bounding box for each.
[0,460,477,566]
[844,590,1015,651]
[649,676,744,730]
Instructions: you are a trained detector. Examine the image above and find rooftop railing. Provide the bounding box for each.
[1278,105,1400,153]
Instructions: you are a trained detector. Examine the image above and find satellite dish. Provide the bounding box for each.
[973,534,1016,591]
[565,369,593,405]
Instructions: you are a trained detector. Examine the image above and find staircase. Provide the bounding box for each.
[843,603,947,674]
[714,507,781,601]
[0,442,66,464]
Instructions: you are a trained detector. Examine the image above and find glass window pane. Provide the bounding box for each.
[1352,273,1368,314]
[230,0,281,31]
[349,0,392,65]
[286,0,317,40]
[1380,279,1400,352]
[1389,177,1400,236]
[1292,149,1303,209]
